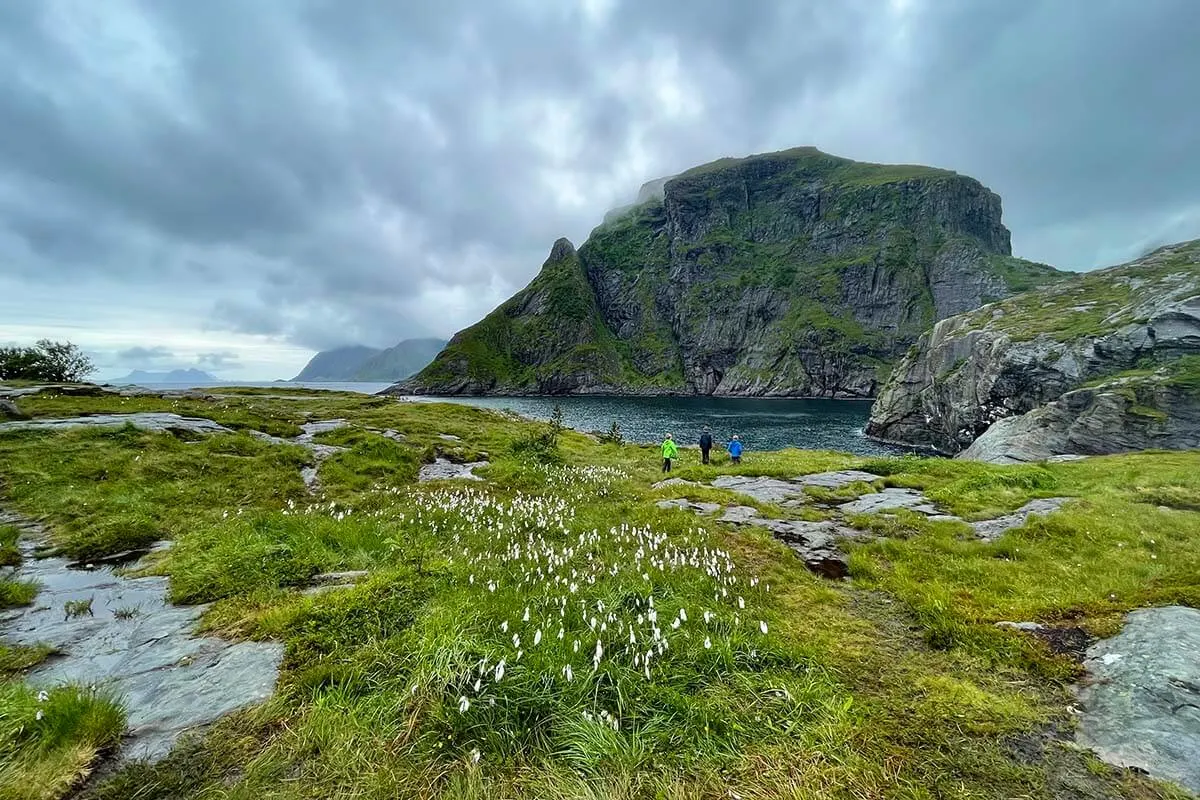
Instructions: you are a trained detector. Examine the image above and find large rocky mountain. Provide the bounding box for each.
[867,239,1200,462]
[294,338,445,382]
[397,147,1064,397]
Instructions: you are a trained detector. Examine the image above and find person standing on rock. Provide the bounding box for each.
[699,426,713,465]
[661,433,679,473]
[728,434,743,465]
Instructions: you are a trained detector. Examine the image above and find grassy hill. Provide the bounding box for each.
[0,385,1195,798]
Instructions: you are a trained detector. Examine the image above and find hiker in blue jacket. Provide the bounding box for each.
[728,435,743,465]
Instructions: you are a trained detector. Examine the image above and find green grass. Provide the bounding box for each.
[0,524,19,567]
[0,578,38,609]
[0,390,1194,799]
[0,683,125,799]
[962,240,1200,343]
[0,644,55,677]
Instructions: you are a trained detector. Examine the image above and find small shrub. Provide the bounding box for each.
[510,406,566,465]
[598,421,624,445]
[63,597,94,620]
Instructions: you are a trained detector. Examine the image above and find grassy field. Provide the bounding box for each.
[0,386,1197,799]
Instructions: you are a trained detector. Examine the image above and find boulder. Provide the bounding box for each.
[1075,606,1200,794]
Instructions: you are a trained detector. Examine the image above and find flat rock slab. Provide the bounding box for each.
[296,419,349,444]
[717,505,852,578]
[0,383,117,399]
[710,475,808,505]
[793,470,882,489]
[418,457,489,482]
[838,488,942,516]
[0,513,283,763]
[656,499,721,515]
[0,413,232,436]
[1075,606,1200,794]
[971,498,1071,542]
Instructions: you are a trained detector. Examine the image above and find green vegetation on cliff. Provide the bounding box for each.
[1,385,1197,798]
[403,147,1065,398]
[962,240,1200,343]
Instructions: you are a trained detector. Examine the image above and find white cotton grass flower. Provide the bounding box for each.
[36,710,45,721]
[563,664,573,682]
[704,637,712,649]
[523,606,530,622]
[495,660,506,682]
[534,629,543,646]
[470,748,481,764]
[501,620,509,633]
[458,696,470,713]
[36,690,49,703]
[760,620,769,634]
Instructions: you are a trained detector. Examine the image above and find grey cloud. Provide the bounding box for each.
[1,0,1198,361]
[197,351,239,369]
[116,346,174,363]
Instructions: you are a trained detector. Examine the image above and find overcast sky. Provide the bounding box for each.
[1,0,1197,380]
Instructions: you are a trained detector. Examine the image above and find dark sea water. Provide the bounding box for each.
[413,395,905,456]
[128,380,901,456]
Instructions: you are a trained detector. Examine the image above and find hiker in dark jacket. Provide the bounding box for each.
[699,426,713,465]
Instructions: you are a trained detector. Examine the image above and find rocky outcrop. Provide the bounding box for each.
[395,147,1063,398]
[867,240,1200,460]
[1075,606,1200,794]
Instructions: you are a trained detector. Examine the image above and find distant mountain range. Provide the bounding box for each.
[112,368,219,384]
[293,338,446,382]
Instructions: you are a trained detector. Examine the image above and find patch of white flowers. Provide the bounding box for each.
[400,478,773,733]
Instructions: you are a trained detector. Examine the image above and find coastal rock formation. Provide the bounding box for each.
[395,147,1062,398]
[867,240,1200,460]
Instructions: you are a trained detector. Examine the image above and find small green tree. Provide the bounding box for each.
[0,340,95,382]
[599,420,624,445]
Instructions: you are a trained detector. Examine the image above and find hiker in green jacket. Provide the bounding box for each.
[661,433,679,473]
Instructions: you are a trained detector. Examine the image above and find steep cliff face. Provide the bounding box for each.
[399,147,1063,397]
[867,240,1200,461]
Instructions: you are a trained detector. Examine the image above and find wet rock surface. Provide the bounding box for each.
[0,510,283,763]
[1075,606,1200,794]
[970,498,1071,541]
[418,457,489,482]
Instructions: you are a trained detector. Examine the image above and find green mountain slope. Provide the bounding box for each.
[399,147,1066,397]
[351,338,446,381]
